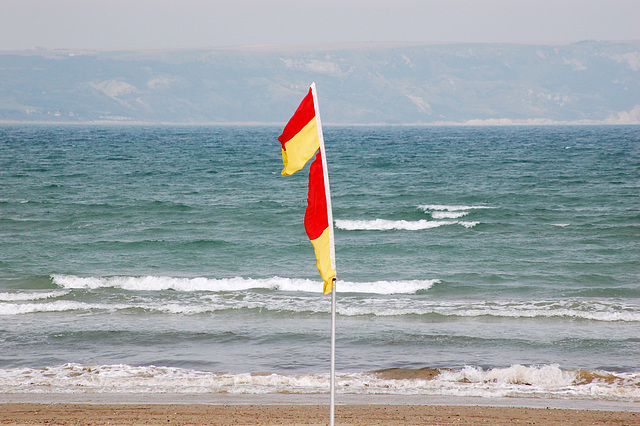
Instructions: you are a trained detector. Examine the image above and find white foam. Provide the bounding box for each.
[0,290,69,302]
[52,275,300,292]
[335,203,490,230]
[0,300,115,316]
[0,363,638,400]
[9,283,638,321]
[437,364,576,388]
[427,365,640,399]
[458,221,479,228]
[418,204,493,212]
[338,280,439,294]
[335,219,453,230]
[431,211,469,219]
[0,363,330,395]
[0,299,224,317]
[552,223,570,227]
[51,275,437,295]
[416,204,488,226]
[337,299,640,322]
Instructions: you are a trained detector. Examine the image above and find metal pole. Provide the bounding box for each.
[310,82,337,425]
[330,279,336,426]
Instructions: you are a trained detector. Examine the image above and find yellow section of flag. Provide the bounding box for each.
[309,227,335,294]
[280,117,319,176]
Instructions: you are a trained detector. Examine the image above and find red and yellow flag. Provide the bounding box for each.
[278,84,336,294]
[277,88,320,176]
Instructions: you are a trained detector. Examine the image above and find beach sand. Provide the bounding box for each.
[1,403,639,425]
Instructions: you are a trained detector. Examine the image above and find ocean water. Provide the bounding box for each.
[0,124,638,401]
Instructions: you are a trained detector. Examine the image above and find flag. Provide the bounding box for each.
[277,87,319,176]
[305,151,335,294]
[278,84,336,294]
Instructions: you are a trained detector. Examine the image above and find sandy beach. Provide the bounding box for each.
[0,403,638,425]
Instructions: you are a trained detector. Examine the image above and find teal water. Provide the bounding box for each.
[0,125,638,399]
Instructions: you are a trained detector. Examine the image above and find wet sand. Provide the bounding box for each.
[1,403,639,425]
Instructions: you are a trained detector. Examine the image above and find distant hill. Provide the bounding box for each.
[1,41,639,125]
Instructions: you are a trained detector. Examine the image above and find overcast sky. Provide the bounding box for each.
[1,0,639,51]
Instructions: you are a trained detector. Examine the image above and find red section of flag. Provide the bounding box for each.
[304,151,329,241]
[277,88,315,150]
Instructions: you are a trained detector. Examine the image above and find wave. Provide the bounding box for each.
[0,297,320,317]
[418,204,492,223]
[334,219,477,230]
[0,363,637,400]
[374,364,640,399]
[50,275,438,295]
[0,290,70,302]
[3,287,637,322]
[338,299,640,322]
[0,300,115,316]
[459,221,479,228]
[418,204,493,212]
[334,202,490,230]
[431,211,468,219]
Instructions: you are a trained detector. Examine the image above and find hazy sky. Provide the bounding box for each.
[1,0,639,51]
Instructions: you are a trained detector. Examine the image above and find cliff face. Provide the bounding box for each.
[1,41,639,124]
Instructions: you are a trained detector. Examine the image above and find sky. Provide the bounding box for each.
[1,0,640,51]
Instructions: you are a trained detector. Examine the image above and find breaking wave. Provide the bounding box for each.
[418,204,493,212]
[0,290,70,301]
[2,283,637,322]
[0,363,637,400]
[50,275,438,294]
[335,219,477,230]
[419,204,492,224]
[337,299,640,321]
[334,204,490,231]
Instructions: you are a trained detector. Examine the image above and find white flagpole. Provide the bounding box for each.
[310,82,336,426]
[330,278,336,425]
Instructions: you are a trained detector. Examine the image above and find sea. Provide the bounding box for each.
[0,124,638,403]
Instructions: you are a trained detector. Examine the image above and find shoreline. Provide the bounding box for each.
[1,393,638,412]
[1,402,638,425]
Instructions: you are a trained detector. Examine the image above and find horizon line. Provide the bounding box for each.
[2,39,640,55]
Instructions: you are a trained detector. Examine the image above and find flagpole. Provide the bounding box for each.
[310,82,336,426]
[330,279,337,425]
